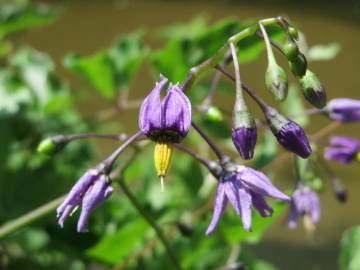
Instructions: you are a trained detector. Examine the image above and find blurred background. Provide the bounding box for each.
[1,1,360,270]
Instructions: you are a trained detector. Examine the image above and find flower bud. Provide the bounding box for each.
[299,69,327,108]
[289,53,307,78]
[37,136,66,156]
[232,107,257,160]
[265,63,288,101]
[288,26,299,40]
[203,106,223,123]
[265,108,312,158]
[332,178,347,203]
[326,98,360,122]
[283,40,299,61]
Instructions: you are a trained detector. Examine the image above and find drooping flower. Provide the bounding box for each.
[57,169,113,232]
[288,185,320,230]
[326,98,360,122]
[265,108,312,158]
[206,165,290,235]
[139,75,192,186]
[324,136,360,164]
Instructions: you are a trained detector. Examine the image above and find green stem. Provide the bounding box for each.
[0,195,66,239]
[117,176,182,270]
[181,17,280,92]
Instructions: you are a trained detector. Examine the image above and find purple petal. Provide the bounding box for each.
[251,192,273,217]
[57,169,99,222]
[234,181,252,231]
[328,98,360,122]
[309,191,321,224]
[288,201,299,229]
[139,75,168,136]
[77,176,113,233]
[161,84,191,138]
[223,178,242,215]
[206,182,228,235]
[236,167,290,202]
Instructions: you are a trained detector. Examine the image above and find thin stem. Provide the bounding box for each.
[201,70,222,108]
[174,144,222,178]
[0,195,66,238]
[293,155,302,182]
[62,133,128,142]
[259,22,276,64]
[191,121,228,163]
[229,42,244,103]
[215,65,269,111]
[117,176,182,270]
[102,131,143,171]
[255,30,285,55]
[181,17,282,92]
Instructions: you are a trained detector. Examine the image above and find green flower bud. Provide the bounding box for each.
[299,69,327,108]
[203,106,223,122]
[288,26,299,40]
[289,53,307,78]
[37,138,57,155]
[37,135,66,156]
[309,177,323,192]
[283,40,299,61]
[265,63,288,101]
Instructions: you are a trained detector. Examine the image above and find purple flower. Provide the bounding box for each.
[288,185,320,229]
[326,98,360,122]
[139,75,191,143]
[231,127,257,160]
[57,169,113,232]
[324,136,360,164]
[206,166,290,235]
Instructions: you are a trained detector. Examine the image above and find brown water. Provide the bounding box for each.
[21,1,360,269]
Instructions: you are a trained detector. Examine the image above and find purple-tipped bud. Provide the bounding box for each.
[232,127,257,160]
[139,75,191,143]
[299,69,327,109]
[326,98,360,122]
[289,53,307,78]
[324,136,360,164]
[232,99,257,160]
[265,108,312,158]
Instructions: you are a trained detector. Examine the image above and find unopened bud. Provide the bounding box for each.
[332,178,347,203]
[203,106,223,123]
[232,106,257,160]
[289,53,307,78]
[283,40,299,61]
[288,26,299,40]
[265,108,312,158]
[265,63,288,101]
[299,69,327,108]
[37,136,66,156]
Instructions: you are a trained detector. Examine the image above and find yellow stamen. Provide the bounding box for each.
[302,215,316,235]
[154,142,173,190]
[356,152,360,162]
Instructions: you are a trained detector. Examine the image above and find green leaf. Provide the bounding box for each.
[110,30,148,89]
[339,226,360,270]
[87,218,149,264]
[64,31,147,99]
[308,43,341,61]
[64,52,115,98]
[252,260,279,270]
[253,131,278,170]
[281,84,309,127]
[220,201,287,245]
[0,2,59,38]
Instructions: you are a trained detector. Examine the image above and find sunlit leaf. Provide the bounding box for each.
[308,43,341,61]
[339,226,360,270]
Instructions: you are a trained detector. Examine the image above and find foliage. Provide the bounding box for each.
[0,2,352,270]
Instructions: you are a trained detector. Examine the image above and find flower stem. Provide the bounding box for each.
[0,195,66,239]
[181,17,282,92]
[191,121,228,164]
[117,175,182,270]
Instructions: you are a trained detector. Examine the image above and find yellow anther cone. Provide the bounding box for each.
[356,152,360,162]
[154,142,173,191]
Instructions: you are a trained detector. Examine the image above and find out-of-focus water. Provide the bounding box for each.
[20,1,360,269]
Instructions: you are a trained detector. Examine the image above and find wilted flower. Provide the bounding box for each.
[326,98,360,122]
[288,185,320,230]
[139,75,192,186]
[206,165,290,235]
[324,136,360,164]
[265,108,312,158]
[57,169,113,232]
